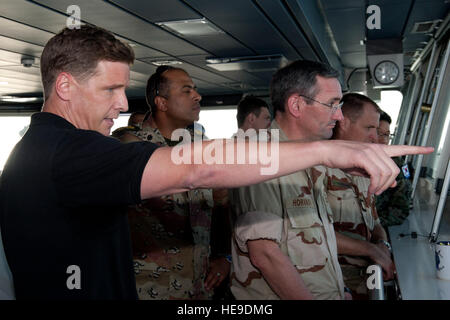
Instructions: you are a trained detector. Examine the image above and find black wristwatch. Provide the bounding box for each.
[377,239,392,252]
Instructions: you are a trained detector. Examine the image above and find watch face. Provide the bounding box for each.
[374,60,399,85]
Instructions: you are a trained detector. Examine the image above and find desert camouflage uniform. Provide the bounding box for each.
[229,121,345,300]
[326,169,379,297]
[125,123,215,300]
[376,157,412,228]
[110,124,140,140]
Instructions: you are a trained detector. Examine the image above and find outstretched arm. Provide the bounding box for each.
[140,139,433,199]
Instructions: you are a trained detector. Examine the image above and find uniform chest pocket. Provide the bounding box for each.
[285,206,323,229]
[284,207,327,268]
[326,189,359,223]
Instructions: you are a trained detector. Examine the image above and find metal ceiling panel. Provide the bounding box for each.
[255,0,318,61]
[367,0,413,40]
[109,0,201,23]
[0,35,43,58]
[286,0,344,78]
[109,0,254,57]
[174,59,271,95]
[114,36,168,60]
[325,8,365,45]
[129,71,152,84]
[403,1,449,39]
[0,48,34,65]
[0,17,54,46]
[321,0,367,10]
[0,0,71,33]
[323,6,366,69]
[0,68,41,82]
[129,60,157,79]
[0,0,447,105]
[0,81,41,92]
[0,75,41,87]
[186,0,300,59]
[139,57,236,85]
[340,52,367,69]
[34,0,207,56]
[402,0,449,65]
[179,54,270,85]
[0,88,39,95]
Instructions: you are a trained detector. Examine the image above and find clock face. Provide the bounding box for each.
[374,60,399,85]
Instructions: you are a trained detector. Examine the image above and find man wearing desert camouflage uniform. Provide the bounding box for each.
[229,60,349,300]
[327,93,395,299]
[119,66,230,299]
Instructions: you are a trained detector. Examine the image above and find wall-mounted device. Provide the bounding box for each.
[366,38,404,89]
[367,53,404,88]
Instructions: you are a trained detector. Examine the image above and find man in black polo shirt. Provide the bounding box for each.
[0,25,433,299]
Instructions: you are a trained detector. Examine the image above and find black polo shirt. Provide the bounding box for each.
[0,112,158,299]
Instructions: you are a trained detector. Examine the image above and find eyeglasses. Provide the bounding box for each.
[299,94,343,114]
[377,131,394,139]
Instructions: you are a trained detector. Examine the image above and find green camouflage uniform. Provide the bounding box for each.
[326,169,379,298]
[124,123,215,300]
[376,157,412,228]
[229,121,345,300]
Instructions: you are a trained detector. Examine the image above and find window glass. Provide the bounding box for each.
[0,114,131,173]
[198,108,238,139]
[377,90,403,141]
[0,116,31,172]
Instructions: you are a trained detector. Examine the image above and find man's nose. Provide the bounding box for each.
[117,91,129,112]
[193,90,201,102]
[369,130,378,143]
[332,107,344,121]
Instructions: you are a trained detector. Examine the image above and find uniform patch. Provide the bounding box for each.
[291,198,313,208]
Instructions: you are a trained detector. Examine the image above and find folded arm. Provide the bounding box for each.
[247,239,314,300]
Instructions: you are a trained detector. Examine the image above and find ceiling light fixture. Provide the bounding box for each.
[156,18,224,36]
[0,96,41,103]
[206,55,288,72]
[150,60,183,66]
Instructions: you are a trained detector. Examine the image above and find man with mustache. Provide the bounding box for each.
[118,66,230,300]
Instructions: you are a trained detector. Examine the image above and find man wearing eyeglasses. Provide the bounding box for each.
[229,60,351,300]
[327,93,395,299]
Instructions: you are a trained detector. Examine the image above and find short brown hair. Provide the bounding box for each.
[340,93,381,122]
[236,95,270,128]
[270,60,339,114]
[40,24,135,100]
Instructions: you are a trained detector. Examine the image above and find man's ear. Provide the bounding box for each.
[247,112,256,124]
[286,94,301,118]
[154,96,168,112]
[54,72,72,101]
[339,117,351,133]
